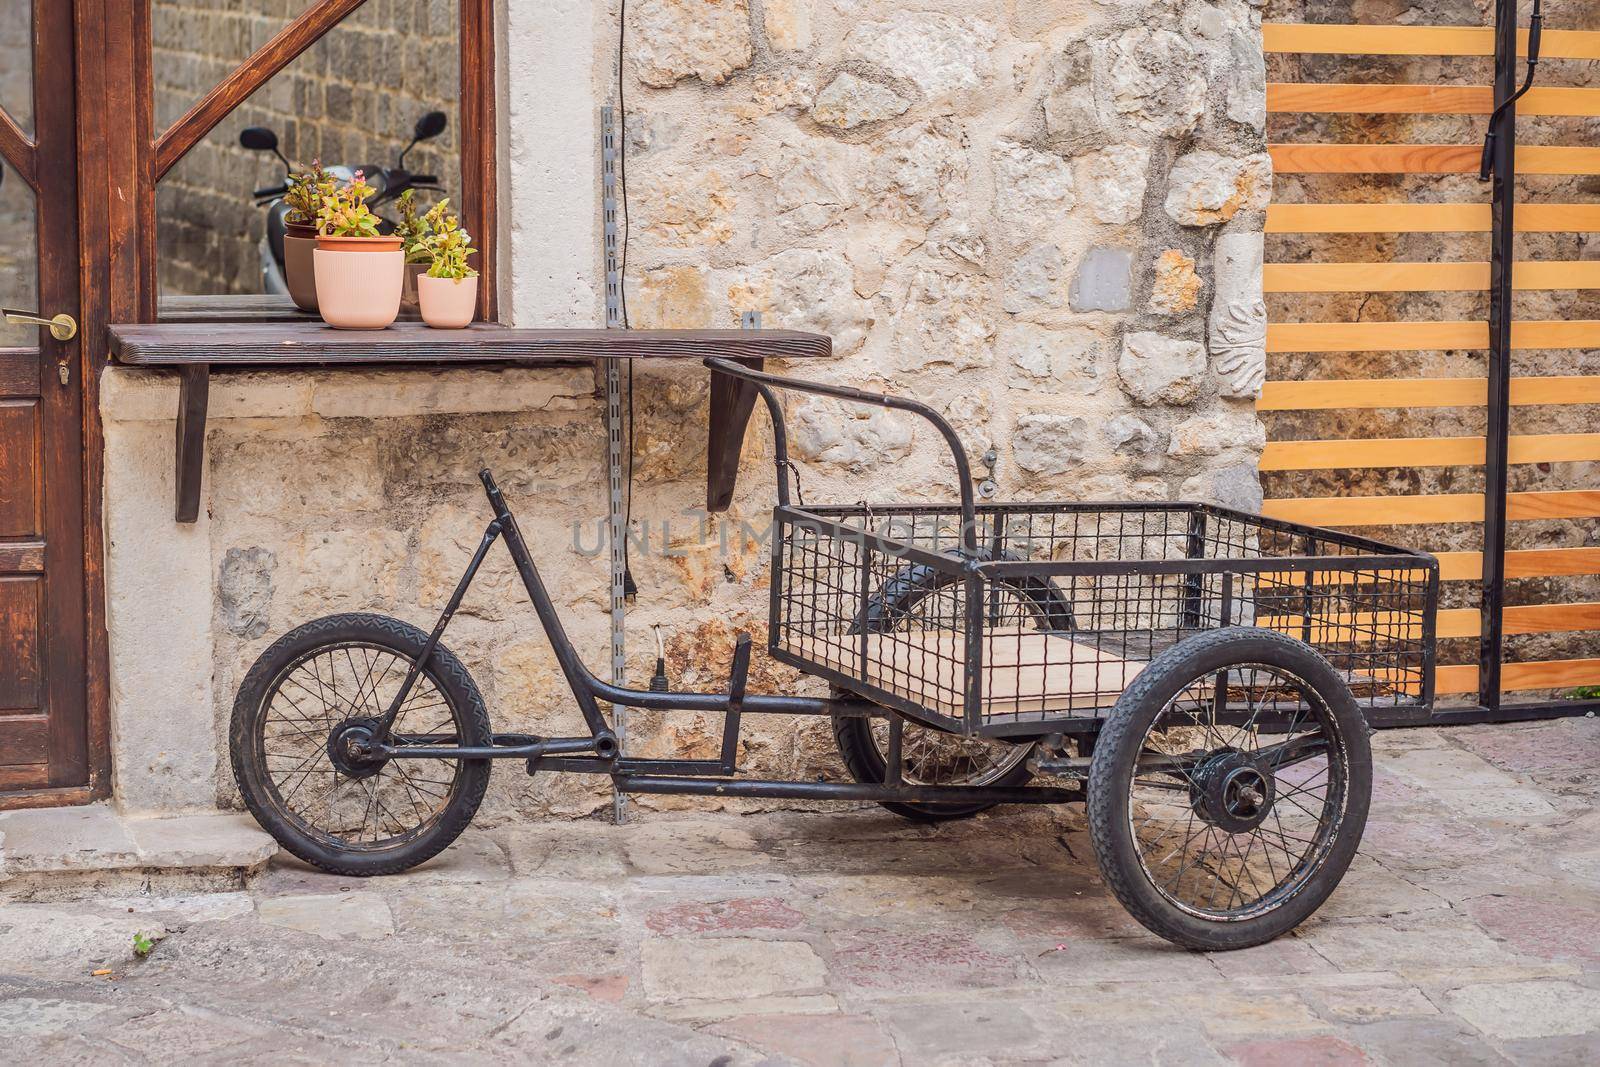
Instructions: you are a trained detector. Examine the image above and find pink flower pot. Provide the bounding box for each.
[313,237,404,330]
[417,274,479,329]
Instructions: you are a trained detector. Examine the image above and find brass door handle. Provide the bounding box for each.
[3,308,78,341]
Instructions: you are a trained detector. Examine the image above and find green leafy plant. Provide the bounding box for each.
[393,190,431,263]
[283,159,334,227]
[410,198,478,280]
[317,171,383,238]
[131,931,155,958]
[1570,686,1600,699]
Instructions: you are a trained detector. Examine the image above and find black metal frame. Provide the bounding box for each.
[337,356,1446,806]
[353,436,1082,806]
[1456,0,1600,725]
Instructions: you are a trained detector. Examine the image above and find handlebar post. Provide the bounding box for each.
[703,357,979,553]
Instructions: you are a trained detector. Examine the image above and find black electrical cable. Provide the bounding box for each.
[1480,0,1543,181]
[617,0,638,598]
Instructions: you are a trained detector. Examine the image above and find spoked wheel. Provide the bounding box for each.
[230,612,492,875]
[832,561,1071,821]
[833,708,1034,821]
[1086,628,1371,950]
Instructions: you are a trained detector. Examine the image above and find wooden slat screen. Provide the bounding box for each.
[1263,20,1600,701]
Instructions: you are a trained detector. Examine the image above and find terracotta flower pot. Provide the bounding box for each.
[284,234,319,312]
[401,261,428,307]
[313,235,405,329]
[417,273,479,329]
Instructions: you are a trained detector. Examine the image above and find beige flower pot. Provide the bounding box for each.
[313,236,404,330]
[417,274,479,329]
[284,234,319,312]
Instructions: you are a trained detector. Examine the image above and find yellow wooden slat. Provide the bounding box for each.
[1263,607,1476,641]
[1267,83,1600,116]
[1260,433,1600,470]
[1512,376,1600,404]
[1260,490,1600,526]
[1434,665,1478,694]
[1265,203,1600,234]
[1261,494,1484,526]
[1262,437,1483,470]
[1508,434,1600,462]
[1270,144,1600,175]
[1509,490,1600,521]
[1259,377,1482,409]
[1271,548,1600,583]
[1327,603,1600,636]
[1506,547,1600,578]
[1266,320,1600,353]
[1258,376,1600,410]
[1263,261,1600,292]
[1433,659,1600,694]
[1262,24,1600,60]
[1433,551,1481,581]
[1269,143,1478,174]
[1505,602,1600,635]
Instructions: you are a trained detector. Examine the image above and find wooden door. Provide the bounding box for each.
[0,0,87,802]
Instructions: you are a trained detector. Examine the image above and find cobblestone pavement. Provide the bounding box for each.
[3,719,1598,1065]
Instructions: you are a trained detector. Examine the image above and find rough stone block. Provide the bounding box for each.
[630,0,752,87]
[1118,331,1206,406]
[810,73,909,130]
[845,12,997,97]
[1069,246,1133,312]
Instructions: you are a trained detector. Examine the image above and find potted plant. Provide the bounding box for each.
[393,190,431,308]
[313,171,404,330]
[410,198,479,329]
[282,160,332,312]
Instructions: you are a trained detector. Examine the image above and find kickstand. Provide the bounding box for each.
[719,634,750,775]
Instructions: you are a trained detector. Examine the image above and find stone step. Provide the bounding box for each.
[0,805,278,900]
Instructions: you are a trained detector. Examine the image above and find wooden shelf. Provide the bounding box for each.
[110,321,831,366]
[106,321,833,523]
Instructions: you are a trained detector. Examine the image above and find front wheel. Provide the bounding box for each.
[230,612,493,876]
[1086,627,1371,951]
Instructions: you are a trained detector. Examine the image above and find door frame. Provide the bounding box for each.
[0,0,93,808]
[31,0,499,808]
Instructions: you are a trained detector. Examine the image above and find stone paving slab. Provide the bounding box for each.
[0,807,276,895]
[1,720,1597,1064]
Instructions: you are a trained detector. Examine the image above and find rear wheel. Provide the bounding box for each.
[230,612,492,876]
[833,710,1034,821]
[1086,628,1371,950]
[832,561,1071,821]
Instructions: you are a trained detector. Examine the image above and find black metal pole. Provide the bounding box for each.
[1478,0,1518,711]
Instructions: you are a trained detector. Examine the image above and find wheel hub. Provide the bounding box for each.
[326,718,388,779]
[1189,748,1275,833]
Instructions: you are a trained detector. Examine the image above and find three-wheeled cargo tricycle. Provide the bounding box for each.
[230,358,1439,950]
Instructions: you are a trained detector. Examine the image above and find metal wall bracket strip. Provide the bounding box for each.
[602,103,628,822]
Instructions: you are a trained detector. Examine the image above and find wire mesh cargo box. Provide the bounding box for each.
[770,501,1439,737]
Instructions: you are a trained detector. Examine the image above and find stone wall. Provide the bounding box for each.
[152,0,461,297]
[0,3,34,346]
[1262,0,1600,687]
[129,0,1270,821]
[615,0,1269,512]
